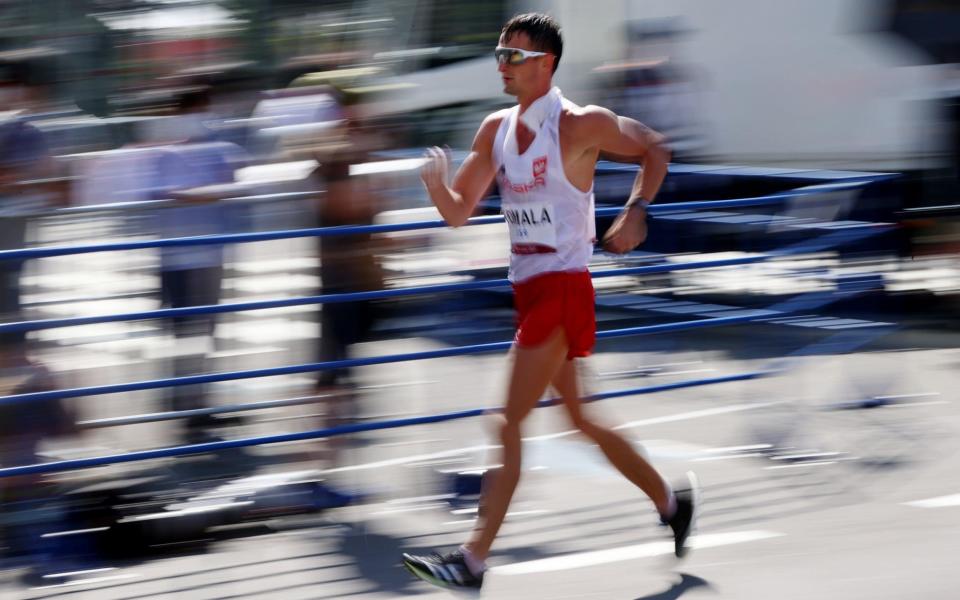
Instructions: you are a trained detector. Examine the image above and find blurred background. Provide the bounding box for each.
[0,1,958,598]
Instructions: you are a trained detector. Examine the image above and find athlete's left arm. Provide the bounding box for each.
[584,107,671,254]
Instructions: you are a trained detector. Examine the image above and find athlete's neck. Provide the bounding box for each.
[517,83,554,113]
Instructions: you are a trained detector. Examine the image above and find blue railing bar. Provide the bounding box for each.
[0,313,776,407]
[0,216,487,261]
[595,161,900,183]
[77,394,328,428]
[0,181,867,261]
[603,181,871,215]
[597,313,769,340]
[0,279,512,334]
[0,369,771,478]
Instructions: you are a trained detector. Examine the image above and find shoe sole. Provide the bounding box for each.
[677,470,701,559]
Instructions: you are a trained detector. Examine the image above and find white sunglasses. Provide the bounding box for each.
[494,46,549,66]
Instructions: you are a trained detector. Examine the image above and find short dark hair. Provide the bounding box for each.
[501,13,562,74]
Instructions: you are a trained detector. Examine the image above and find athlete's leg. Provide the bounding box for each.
[552,359,672,515]
[464,327,570,561]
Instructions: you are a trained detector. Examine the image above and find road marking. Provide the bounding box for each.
[494,530,784,575]
[613,402,782,433]
[444,509,551,527]
[764,460,838,470]
[530,401,779,442]
[30,573,139,590]
[324,402,778,474]
[369,503,448,517]
[905,494,960,508]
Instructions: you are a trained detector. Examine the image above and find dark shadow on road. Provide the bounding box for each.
[633,573,712,600]
[337,524,435,596]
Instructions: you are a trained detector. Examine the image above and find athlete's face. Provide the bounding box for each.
[497,32,553,97]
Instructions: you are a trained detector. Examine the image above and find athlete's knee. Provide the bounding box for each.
[569,411,609,440]
[499,418,522,441]
[565,407,588,432]
[495,415,522,446]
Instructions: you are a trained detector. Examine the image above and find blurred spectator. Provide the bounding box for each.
[0,335,77,580]
[129,87,250,443]
[300,99,387,466]
[0,60,61,347]
[947,66,960,192]
[152,91,249,443]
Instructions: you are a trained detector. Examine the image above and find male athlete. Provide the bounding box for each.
[402,13,698,591]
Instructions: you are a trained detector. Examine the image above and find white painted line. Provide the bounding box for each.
[694,453,765,462]
[888,400,950,409]
[771,452,842,461]
[905,494,960,509]
[322,445,495,475]
[41,527,110,539]
[764,460,838,470]
[369,503,447,517]
[505,509,552,518]
[30,573,139,590]
[528,402,780,443]
[875,392,941,401]
[323,402,778,474]
[444,509,550,527]
[450,507,479,515]
[702,444,773,454]
[613,402,782,432]
[386,493,454,505]
[116,502,253,523]
[45,567,116,578]
[493,530,783,575]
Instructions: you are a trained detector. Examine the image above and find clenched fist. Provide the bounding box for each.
[602,205,648,254]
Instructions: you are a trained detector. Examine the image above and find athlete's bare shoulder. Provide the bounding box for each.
[472,108,512,153]
[559,103,619,153]
[481,107,512,131]
[561,103,618,133]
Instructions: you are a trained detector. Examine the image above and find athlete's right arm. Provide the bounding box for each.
[420,113,502,227]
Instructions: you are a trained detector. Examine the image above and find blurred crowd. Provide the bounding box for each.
[0,41,421,581]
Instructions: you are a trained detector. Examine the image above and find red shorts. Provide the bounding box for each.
[512,270,596,360]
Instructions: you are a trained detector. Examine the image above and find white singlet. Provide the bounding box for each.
[491,87,596,283]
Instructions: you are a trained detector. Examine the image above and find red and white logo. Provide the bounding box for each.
[532,156,547,178]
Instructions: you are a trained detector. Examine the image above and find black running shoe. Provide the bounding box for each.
[666,471,700,558]
[402,549,484,591]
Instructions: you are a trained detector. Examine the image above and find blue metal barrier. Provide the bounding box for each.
[0,221,893,413]
[0,174,900,481]
[0,370,771,479]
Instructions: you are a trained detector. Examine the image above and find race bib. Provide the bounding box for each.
[503,201,557,254]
